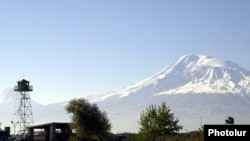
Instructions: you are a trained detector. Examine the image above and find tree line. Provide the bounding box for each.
[65,98,203,141]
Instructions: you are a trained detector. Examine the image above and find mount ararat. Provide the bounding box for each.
[1,54,250,133]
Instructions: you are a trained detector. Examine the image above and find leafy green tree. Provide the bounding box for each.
[65,98,111,141]
[138,101,182,141]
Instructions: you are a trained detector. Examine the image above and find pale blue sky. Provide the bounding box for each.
[0,0,249,104]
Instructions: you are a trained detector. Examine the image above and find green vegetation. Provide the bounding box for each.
[137,101,183,141]
[112,130,203,141]
[65,99,204,141]
[65,98,111,141]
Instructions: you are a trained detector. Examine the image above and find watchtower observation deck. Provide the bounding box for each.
[14,79,33,92]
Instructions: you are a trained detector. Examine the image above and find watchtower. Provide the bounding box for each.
[14,79,34,136]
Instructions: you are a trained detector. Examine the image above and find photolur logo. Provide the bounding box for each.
[208,129,247,136]
[204,125,250,141]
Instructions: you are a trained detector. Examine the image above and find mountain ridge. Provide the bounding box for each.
[84,54,250,132]
[1,54,250,133]
[88,54,250,103]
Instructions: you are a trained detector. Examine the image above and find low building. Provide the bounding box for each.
[0,127,10,141]
[27,122,72,141]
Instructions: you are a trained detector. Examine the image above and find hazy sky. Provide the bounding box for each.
[0,0,249,104]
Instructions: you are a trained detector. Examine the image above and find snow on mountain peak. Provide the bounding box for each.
[88,54,250,102]
[155,54,250,95]
[175,54,229,69]
[0,88,18,104]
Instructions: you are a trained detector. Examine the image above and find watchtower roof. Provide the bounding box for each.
[18,79,30,83]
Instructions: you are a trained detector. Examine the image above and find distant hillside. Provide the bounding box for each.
[1,54,250,133]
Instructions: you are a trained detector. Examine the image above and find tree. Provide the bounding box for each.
[65,98,111,141]
[138,101,182,141]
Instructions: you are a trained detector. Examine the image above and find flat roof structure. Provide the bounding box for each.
[27,122,72,141]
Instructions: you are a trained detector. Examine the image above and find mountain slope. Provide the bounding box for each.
[89,54,250,103]
[1,54,250,133]
[87,54,250,132]
[0,89,70,132]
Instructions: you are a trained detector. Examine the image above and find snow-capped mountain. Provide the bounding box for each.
[87,54,250,132]
[1,54,250,134]
[88,54,250,102]
[0,89,17,104]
